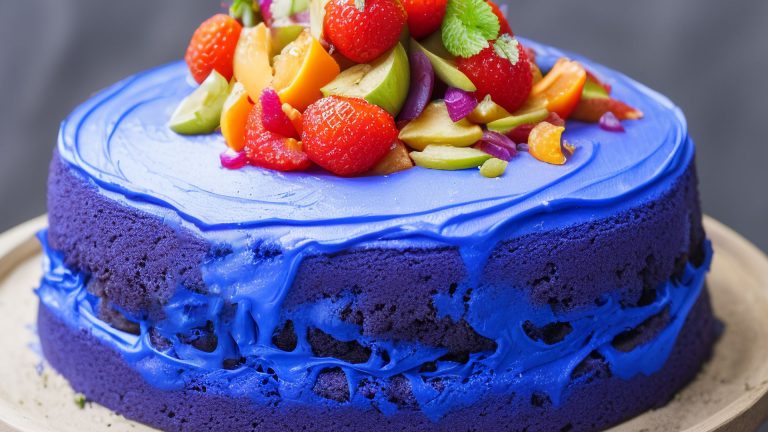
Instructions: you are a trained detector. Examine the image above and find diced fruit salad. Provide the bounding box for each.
[171,0,643,177]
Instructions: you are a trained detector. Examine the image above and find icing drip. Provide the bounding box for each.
[38,232,712,420]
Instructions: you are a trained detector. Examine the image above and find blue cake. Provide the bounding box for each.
[37,2,718,431]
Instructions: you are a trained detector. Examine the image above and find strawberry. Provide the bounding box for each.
[185,14,243,84]
[456,35,533,113]
[487,1,513,36]
[402,0,448,40]
[302,96,398,176]
[323,0,407,63]
[244,101,312,171]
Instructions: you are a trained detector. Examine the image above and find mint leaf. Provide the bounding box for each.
[493,34,520,65]
[441,0,500,58]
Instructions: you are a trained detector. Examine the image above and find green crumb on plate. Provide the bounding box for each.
[74,393,87,409]
[480,158,508,178]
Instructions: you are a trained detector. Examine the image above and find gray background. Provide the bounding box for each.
[0,0,766,257]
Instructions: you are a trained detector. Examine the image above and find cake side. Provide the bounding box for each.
[37,285,718,432]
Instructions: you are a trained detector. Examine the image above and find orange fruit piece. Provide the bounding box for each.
[234,23,274,102]
[528,121,567,165]
[273,30,341,111]
[530,58,587,119]
[282,103,304,136]
[221,82,254,151]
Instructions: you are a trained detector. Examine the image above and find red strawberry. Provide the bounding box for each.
[244,102,312,171]
[185,14,243,84]
[487,1,513,36]
[456,35,533,113]
[323,0,407,63]
[402,0,447,40]
[302,96,398,176]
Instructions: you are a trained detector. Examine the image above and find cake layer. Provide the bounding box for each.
[37,279,718,432]
[42,37,713,428]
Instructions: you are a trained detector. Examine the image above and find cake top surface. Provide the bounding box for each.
[58,39,690,246]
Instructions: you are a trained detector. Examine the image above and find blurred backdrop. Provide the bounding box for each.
[0,0,766,254]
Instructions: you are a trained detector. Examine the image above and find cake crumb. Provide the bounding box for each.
[74,393,87,409]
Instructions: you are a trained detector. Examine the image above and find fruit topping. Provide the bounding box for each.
[220,148,249,169]
[402,0,448,40]
[323,0,407,63]
[370,141,414,175]
[260,88,300,138]
[272,30,340,111]
[282,103,304,135]
[185,14,243,84]
[571,97,644,123]
[440,0,500,58]
[598,111,625,133]
[170,71,230,135]
[270,18,308,55]
[411,35,476,92]
[444,87,477,122]
[456,35,533,113]
[479,157,508,178]
[302,96,398,176]
[398,101,483,150]
[309,0,331,40]
[234,23,274,101]
[468,95,511,124]
[230,0,260,27]
[486,108,549,134]
[397,49,435,125]
[410,145,491,170]
[173,0,648,177]
[505,111,565,144]
[528,121,567,165]
[244,100,312,171]
[321,43,410,116]
[529,58,587,119]
[475,130,517,161]
[221,82,254,151]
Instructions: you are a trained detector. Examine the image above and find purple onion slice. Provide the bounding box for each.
[397,50,435,125]
[599,111,625,132]
[220,149,248,170]
[481,130,517,155]
[476,142,512,161]
[444,87,478,122]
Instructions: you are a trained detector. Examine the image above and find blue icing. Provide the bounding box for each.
[45,38,703,419]
[38,231,713,420]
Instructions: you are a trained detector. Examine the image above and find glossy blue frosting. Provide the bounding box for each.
[45,38,703,419]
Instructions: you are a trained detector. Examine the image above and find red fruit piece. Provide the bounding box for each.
[260,88,299,139]
[244,102,312,171]
[302,96,398,176]
[487,1,513,36]
[323,0,407,63]
[456,36,533,113]
[571,98,644,123]
[402,0,447,40]
[507,112,565,144]
[185,14,243,84]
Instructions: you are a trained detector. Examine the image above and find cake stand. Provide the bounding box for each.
[0,216,767,432]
